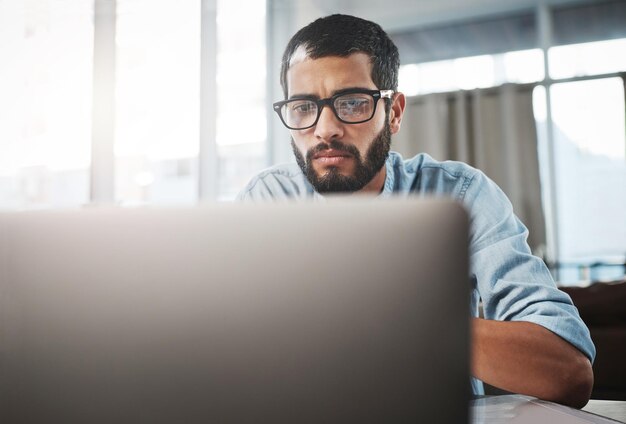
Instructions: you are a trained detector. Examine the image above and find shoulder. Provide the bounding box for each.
[236,163,313,201]
[401,152,480,179]
[388,152,484,200]
[391,152,517,244]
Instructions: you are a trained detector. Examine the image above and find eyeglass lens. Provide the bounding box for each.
[281,93,376,129]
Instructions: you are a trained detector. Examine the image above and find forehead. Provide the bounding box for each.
[286,52,376,97]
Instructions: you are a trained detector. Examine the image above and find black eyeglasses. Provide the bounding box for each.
[273,89,394,130]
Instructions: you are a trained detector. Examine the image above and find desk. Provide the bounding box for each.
[471,395,626,423]
[584,400,626,423]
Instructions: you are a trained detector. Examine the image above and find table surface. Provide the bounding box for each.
[471,395,626,423]
[583,400,626,423]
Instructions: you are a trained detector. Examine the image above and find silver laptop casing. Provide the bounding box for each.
[0,198,470,423]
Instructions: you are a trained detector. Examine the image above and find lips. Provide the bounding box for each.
[312,149,353,161]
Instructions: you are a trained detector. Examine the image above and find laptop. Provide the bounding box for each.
[0,198,470,423]
[470,395,625,423]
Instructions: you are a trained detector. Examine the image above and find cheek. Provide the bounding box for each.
[290,132,309,154]
[373,106,388,128]
[351,115,385,146]
[358,106,386,135]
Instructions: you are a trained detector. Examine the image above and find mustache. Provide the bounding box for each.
[306,139,361,162]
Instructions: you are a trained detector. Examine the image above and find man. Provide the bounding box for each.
[237,14,594,408]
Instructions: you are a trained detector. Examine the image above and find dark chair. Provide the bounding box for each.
[560,280,626,401]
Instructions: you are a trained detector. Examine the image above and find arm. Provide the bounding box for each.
[459,169,595,407]
[472,318,593,409]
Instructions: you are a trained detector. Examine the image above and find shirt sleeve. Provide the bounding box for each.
[235,166,313,202]
[461,169,596,363]
[235,176,276,202]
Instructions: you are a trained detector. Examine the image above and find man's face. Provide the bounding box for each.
[286,53,392,194]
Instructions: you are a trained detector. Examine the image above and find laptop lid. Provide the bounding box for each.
[0,198,470,423]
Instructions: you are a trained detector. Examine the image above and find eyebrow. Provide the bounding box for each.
[288,86,375,100]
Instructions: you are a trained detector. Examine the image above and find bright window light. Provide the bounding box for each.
[0,0,93,209]
[453,55,494,90]
[549,38,626,79]
[550,77,626,261]
[216,0,266,147]
[398,50,543,96]
[216,0,267,200]
[551,78,625,160]
[398,59,457,95]
[115,0,200,206]
[398,64,420,96]
[532,84,548,122]
[503,49,544,83]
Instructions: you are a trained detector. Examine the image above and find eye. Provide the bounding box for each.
[336,96,372,115]
[290,100,316,114]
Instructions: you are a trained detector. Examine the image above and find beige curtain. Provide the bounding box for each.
[393,83,546,251]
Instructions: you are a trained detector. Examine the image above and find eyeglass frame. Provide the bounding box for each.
[272,88,395,130]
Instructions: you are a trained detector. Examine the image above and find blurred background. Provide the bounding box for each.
[0,0,625,285]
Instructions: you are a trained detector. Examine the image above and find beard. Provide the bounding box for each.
[291,120,391,194]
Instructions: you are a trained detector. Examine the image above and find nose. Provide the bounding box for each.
[313,105,344,142]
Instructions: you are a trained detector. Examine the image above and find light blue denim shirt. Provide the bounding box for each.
[237,151,596,394]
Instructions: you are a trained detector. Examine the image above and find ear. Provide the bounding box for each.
[388,92,406,135]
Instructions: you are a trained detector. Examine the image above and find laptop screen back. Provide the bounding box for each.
[0,198,470,423]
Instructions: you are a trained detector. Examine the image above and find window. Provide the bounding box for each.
[0,0,267,208]
[398,49,544,96]
[395,6,626,283]
[545,78,626,282]
[115,0,201,206]
[216,0,267,200]
[545,39,626,283]
[0,0,93,209]
[549,38,626,80]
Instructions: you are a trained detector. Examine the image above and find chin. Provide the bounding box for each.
[316,165,353,178]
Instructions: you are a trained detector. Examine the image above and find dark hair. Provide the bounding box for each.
[280,14,400,98]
